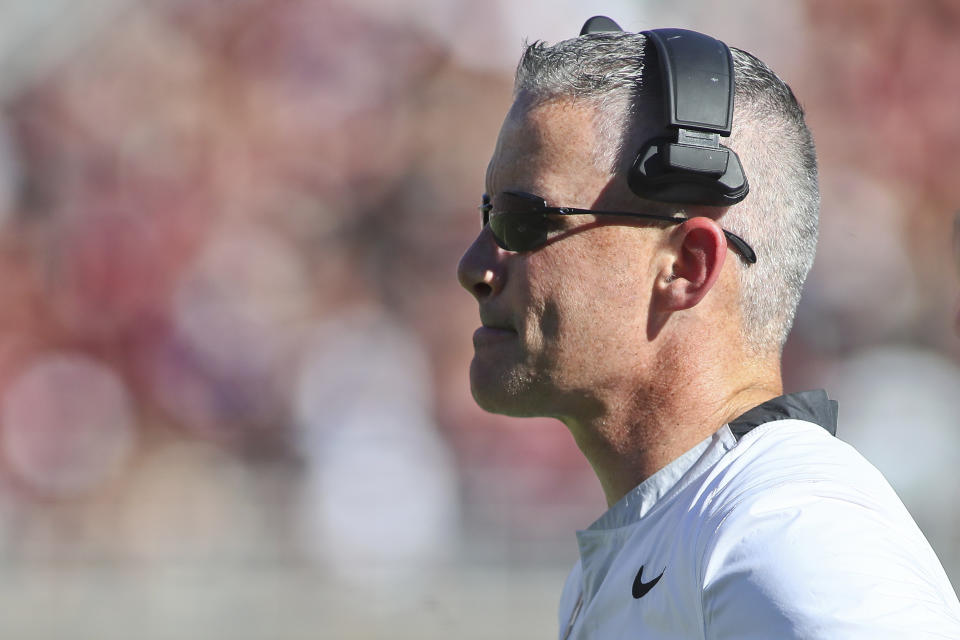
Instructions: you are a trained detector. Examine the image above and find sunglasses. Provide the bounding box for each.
[480,191,756,264]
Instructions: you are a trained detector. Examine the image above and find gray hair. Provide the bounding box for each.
[512,32,819,353]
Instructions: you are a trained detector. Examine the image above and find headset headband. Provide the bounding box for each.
[580,16,749,206]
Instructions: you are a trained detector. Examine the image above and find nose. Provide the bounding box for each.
[457,229,504,301]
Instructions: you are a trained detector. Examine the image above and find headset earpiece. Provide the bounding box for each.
[629,134,748,206]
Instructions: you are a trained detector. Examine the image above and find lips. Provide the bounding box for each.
[473,307,516,345]
[473,318,516,346]
[473,326,515,345]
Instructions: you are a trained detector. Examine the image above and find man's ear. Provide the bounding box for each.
[655,217,727,312]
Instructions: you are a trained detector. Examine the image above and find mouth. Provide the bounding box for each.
[473,323,516,346]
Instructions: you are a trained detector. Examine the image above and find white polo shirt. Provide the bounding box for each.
[558,391,960,639]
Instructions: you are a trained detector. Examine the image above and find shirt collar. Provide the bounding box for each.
[581,389,838,533]
[729,388,838,439]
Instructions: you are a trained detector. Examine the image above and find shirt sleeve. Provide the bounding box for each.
[699,473,960,639]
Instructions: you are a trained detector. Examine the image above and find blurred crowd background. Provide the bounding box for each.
[0,0,956,637]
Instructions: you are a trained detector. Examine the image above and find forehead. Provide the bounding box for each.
[485,98,608,206]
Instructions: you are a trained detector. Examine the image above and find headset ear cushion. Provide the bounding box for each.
[628,138,749,206]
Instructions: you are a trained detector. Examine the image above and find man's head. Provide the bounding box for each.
[458,27,818,419]
[512,30,820,352]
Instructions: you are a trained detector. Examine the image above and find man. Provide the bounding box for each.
[457,16,960,639]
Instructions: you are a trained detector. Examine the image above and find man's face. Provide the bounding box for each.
[457,99,662,420]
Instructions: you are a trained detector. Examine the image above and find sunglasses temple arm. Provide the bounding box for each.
[723,230,757,264]
[581,210,756,263]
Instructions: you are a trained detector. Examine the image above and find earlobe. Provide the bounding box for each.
[656,218,727,312]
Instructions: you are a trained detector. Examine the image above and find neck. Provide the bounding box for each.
[562,356,783,508]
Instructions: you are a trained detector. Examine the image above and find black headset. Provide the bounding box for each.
[580,16,749,207]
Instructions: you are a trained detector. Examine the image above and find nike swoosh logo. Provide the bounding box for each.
[632,565,664,599]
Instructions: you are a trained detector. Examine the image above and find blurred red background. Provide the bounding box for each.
[0,1,956,637]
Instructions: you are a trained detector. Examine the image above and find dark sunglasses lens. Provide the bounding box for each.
[489,211,548,252]
[480,194,491,228]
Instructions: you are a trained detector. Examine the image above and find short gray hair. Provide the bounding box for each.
[513,32,819,353]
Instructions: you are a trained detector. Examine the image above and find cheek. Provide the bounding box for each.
[522,223,656,330]
[526,254,649,355]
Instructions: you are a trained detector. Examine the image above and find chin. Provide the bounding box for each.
[469,358,541,418]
